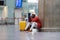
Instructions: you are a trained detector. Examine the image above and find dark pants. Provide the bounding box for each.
[26,25,31,31]
[37,28,42,32]
[37,27,42,32]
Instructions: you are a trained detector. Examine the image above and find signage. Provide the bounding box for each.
[16,0,22,8]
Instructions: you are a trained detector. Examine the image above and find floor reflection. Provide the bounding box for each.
[0,25,60,40]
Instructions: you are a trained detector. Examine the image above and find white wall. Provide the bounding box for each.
[15,9,22,24]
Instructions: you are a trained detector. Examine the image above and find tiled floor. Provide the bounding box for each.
[0,25,60,40]
[0,25,15,40]
[20,32,60,40]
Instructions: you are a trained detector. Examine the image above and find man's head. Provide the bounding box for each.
[32,14,35,18]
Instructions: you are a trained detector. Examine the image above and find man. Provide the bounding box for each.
[25,14,42,32]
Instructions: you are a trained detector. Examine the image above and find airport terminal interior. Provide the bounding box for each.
[0,0,60,40]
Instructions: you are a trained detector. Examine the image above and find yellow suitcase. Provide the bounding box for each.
[19,21,26,31]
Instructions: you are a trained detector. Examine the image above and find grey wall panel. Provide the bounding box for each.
[38,0,60,28]
[44,0,60,28]
[38,0,44,27]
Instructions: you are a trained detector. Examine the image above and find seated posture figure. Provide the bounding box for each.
[25,14,42,32]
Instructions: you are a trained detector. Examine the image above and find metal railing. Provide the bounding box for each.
[0,17,23,25]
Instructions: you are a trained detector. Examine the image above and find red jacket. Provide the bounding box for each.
[30,16,42,28]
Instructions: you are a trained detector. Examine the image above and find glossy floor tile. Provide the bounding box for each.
[0,25,60,40]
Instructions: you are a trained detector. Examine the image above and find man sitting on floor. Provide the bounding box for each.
[25,13,42,32]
